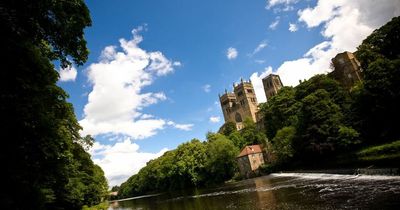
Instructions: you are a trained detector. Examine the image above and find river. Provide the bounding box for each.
[109,173,400,209]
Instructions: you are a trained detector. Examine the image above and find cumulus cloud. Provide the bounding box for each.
[59,65,77,82]
[209,116,221,123]
[202,84,211,93]
[258,0,400,87]
[250,66,273,103]
[79,25,185,139]
[226,47,238,60]
[90,139,168,186]
[288,23,298,32]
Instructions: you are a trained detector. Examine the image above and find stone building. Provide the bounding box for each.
[262,74,283,101]
[329,51,362,89]
[237,145,265,177]
[219,79,259,130]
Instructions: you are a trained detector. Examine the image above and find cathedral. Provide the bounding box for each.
[219,51,362,130]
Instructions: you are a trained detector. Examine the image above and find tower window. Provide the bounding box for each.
[237,91,243,96]
[235,113,243,122]
[247,89,253,93]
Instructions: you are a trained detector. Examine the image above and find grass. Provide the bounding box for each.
[356,140,400,161]
[82,201,109,210]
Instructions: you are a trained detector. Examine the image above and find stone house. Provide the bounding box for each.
[237,145,265,178]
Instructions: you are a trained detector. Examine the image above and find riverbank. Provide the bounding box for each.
[82,201,109,210]
[283,140,399,172]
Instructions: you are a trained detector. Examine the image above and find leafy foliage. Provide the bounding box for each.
[1,1,107,209]
[353,16,400,143]
[271,126,296,164]
[118,135,239,198]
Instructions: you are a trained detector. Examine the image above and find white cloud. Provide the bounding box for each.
[249,40,268,56]
[250,66,273,103]
[266,0,298,9]
[255,59,266,64]
[174,123,194,131]
[166,121,194,131]
[226,47,238,60]
[209,116,221,123]
[140,114,153,119]
[173,61,182,67]
[269,18,280,30]
[79,25,186,139]
[298,1,342,28]
[59,65,78,82]
[288,23,298,32]
[202,84,211,93]
[258,0,400,87]
[90,139,168,186]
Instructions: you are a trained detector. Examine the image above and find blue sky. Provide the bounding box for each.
[57,0,400,186]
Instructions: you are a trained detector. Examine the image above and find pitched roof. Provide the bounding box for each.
[237,144,263,158]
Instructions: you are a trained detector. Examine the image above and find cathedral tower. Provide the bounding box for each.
[262,74,283,101]
[330,51,362,89]
[219,79,258,130]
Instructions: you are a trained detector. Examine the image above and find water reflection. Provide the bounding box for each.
[110,173,400,210]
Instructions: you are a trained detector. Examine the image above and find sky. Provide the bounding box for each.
[57,0,400,187]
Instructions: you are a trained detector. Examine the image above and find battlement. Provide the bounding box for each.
[219,78,259,130]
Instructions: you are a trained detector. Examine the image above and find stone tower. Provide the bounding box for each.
[219,79,258,130]
[330,51,362,89]
[262,74,283,101]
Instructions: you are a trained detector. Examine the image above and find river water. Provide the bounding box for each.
[110,173,400,209]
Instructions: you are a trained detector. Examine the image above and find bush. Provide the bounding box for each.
[259,164,275,174]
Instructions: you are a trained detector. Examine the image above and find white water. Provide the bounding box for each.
[271,172,400,181]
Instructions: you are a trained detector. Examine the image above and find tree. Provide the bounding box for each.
[205,136,239,184]
[227,131,246,149]
[294,89,344,157]
[1,0,97,209]
[1,0,91,66]
[240,118,268,146]
[353,16,400,143]
[272,126,296,164]
[220,122,237,136]
[356,16,400,70]
[260,87,299,140]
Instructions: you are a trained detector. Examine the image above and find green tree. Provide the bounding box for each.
[240,118,268,146]
[353,16,400,143]
[294,89,344,157]
[260,87,299,139]
[227,131,246,149]
[272,126,296,164]
[1,0,99,209]
[220,122,237,136]
[205,135,239,184]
